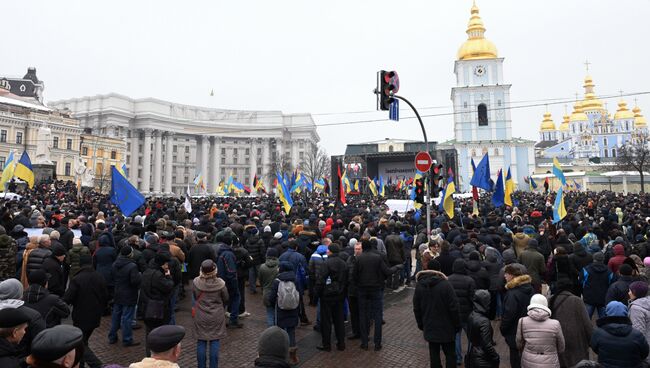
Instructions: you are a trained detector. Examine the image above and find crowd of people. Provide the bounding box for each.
[0,180,650,367]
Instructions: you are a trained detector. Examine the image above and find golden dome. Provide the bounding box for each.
[540,112,556,131]
[614,100,635,120]
[559,114,570,131]
[569,101,588,122]
[457,2,498,60]
[580,75,605,111]
[634,106,647,128]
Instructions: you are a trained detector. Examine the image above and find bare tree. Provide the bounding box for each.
[266,152,293,183]
[299,146,330,187]
[617,132,650,193]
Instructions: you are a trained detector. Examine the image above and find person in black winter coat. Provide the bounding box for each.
[413,259,461,368]
[22,270,70,328]
[187,233,216,279]
[233,242,253,315]
[499,265,534,368]
[581,252,613,319]
[217,233,242,328]
[244,226,265,294]
[41,245,68,297]
[108,246,142,346]
[447,258,475,366]
[605,263,635,304]
[434,241,457,276]
[591,301,649,368]
[315,245,348,352]
[24,236,52,282]
[56,218,75,250]
[140,253,175,357]
[64,254,108,368]
[466,251,490,290]
[466,289,500,368]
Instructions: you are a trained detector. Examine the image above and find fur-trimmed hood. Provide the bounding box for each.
[505,274,532,290]
[416,269,447,281]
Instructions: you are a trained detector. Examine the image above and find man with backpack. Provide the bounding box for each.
[316,244,349,352]
[269,261,301,366]
[279,240,310,326]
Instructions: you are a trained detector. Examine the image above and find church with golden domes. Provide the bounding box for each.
[441,2,535,191]
[536,74,648,160]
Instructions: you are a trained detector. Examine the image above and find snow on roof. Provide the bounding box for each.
[0,95,51,112]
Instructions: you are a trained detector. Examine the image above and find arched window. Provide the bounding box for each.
[494,148,499,155]
[477,103,488,126]
[388,145,394,152]
[603,137,607,147]
[612,148,616,157]
[604,149,609,158]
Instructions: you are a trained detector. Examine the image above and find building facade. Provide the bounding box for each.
[50,94,320,195]
[439,3,536,191]
[536,75,648,159]
[0,76,82,182]
[80,134,127,193]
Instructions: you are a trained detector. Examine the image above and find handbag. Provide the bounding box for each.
[144,299,165,320]
[191,292,204,318]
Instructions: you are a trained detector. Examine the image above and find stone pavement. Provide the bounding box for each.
[85,285,513,367]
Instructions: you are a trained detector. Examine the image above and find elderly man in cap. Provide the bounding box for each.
[0,306,31,367]
[26,325,85,368]
[130,325,185,368]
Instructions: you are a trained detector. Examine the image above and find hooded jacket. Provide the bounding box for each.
[447,259,475,322]
[413,269,460,343]
[513,233,529,257]
[629,296,650,364]
[591,315,649,368]
[23,284,70,328]
[607,244,626,274]
[466,257,490,290]
[516,307,565,368]
[67,242,89,278]
[245,229,266,265]
[500,275,534,337]
[581,262,613,306]
[466,290,500,368]
[549,291,593,367]
[259,257,279,307]
[112,255,142,306]
[0,234,16,281]
[606,275,633,304]
[63,266,108,332]
[192,274,228,340]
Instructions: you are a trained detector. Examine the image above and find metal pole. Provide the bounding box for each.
[392,95,431,236]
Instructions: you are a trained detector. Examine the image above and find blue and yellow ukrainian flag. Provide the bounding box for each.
[504,167,514,206]
[0,151,16,191]
[440,175,456,218]
[529,176,538,191]
[552,157,566,186]
[276,172,293,214]
[14,151,34,189]
[552,186,567,224]
[116,163,128,177]
[367,177,378,196]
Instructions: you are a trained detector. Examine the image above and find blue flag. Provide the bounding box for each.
[470,153,492,191]
[491,169,505,207]
[110,166,145,216]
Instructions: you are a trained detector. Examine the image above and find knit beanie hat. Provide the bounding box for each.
[266,248,279,258]
[0,279,23,300]
[274,232,283,240]
[200,260,217,278]
[264,226,272,233]
[258,326,289,360]
[349,238,358,247]
[629,281,649,298]
[528,294,551,315]
[606,301,628,317]
[644,257,650,268]
[593,252,605,264]
[619,264,633,276]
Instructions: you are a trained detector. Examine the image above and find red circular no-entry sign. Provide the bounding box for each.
[415,151,432,172]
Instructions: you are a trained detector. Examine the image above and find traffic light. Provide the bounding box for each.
[431,164,444,198]
[377,70,399,111]
[414,178,425,205]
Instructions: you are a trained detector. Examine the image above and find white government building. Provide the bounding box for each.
[50,94,319,195]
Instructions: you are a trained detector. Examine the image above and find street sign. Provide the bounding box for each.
[415,151,433,172]
[389,99,399,121]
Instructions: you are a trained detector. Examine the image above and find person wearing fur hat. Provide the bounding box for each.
[591,301,649,368]
[500,264,534,368]
[192,260,228,368]
[628,281,650,365]
[516,294,565,367]
[413,259,460,368]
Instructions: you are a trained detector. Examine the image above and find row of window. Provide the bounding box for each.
[0,130,22,144]
[80,146,117,159]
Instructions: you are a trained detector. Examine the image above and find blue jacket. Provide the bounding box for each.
[591,315,649,368]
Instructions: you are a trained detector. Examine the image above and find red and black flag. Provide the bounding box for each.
[337,165,346,205]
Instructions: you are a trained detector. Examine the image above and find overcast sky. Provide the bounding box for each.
[3,0,649,155]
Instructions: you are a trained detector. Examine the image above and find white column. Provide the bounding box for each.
[195,136,203,179]
[292,139,299,169]
[201,136,209,188]
[582,176,588,192]
[262,138,271,189]
[129,130,139,187]
[153,130,163,193]
[276,138,283,164]
[250,139,258,188]
[164,133,173,194]
[142,128,152,193]
[210,136,220,193]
